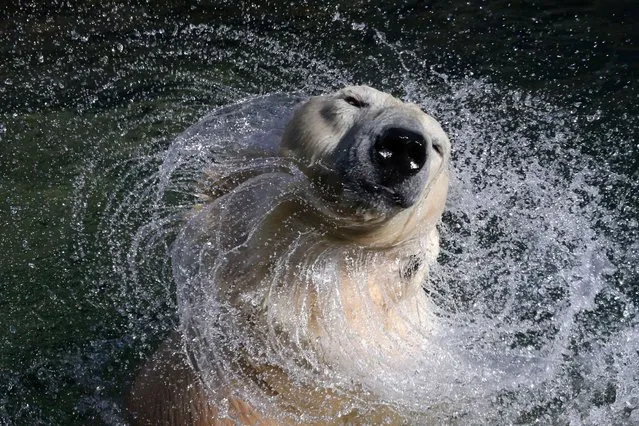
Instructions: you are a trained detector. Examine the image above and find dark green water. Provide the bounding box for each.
[1,1,637,424]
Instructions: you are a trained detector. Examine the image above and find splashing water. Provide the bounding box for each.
[2,1,637,422]
[3,8,621,421]
[80,72,637,423]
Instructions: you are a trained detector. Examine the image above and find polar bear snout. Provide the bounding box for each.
[331,113,435,212]
[372,127,428,185]
[280,85,449,221]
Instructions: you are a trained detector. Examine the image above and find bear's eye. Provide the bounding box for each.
[343,96,367,108]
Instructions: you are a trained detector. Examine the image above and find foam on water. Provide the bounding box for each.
[84,77,636,423]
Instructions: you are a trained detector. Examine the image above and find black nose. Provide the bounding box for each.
[372,128,427,185]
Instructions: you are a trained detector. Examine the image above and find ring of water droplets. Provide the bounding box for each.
[78,77,637,423]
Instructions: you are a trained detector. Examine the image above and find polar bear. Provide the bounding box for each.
[127,86,451,425]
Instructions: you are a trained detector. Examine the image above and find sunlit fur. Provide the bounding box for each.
[128,86,451,425]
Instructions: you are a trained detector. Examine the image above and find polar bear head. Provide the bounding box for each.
[280,85,450,245]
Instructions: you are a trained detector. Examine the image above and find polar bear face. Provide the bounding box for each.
[280,85,450,244]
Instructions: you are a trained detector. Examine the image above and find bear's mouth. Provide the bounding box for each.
[337,181,412,220]
[301,162,421,222]
[356,180,417,209]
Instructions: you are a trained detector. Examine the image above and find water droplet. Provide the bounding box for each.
[586,110,602,122]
